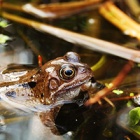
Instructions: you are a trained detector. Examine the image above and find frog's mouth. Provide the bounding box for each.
[53,77,94,102]
[55,87,81,101]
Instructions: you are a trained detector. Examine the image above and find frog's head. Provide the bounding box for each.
[35,52,93,104]
[0,52,93,111]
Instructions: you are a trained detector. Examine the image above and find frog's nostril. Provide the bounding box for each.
[91,77,96,83]
[79,67,87,73]
[6,91,16,98]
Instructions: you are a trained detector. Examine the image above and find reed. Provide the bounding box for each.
[2,11,140,63]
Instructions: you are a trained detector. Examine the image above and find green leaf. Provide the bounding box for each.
[128,107,140,126]
[0,34,11,44]
[0,20,9,28]
[112,89,123,95]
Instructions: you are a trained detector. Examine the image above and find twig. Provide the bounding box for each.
[2,12,140,63]
[99,1,140,39]
[85,60,134,105]
[2,0,102,18]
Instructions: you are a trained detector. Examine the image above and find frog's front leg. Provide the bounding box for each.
[39,106,61,134]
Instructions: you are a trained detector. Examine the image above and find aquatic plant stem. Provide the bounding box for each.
[2,0,102,19]
[91,55,107,71]
[85,60,134,105]
[100,1,140,39]
[2,12,140,63]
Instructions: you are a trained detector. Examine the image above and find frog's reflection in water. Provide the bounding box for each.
[0,101,87,140]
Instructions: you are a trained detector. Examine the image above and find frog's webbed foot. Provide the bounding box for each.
[39,111,55,126]
[39,111,59,134]
[39,106,61,135]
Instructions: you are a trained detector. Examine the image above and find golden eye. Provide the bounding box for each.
[60,65,75,80]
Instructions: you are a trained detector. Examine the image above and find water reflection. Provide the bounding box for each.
[0,37,33,66]
[0,101,73,140]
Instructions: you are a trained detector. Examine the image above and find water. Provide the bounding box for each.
[1,0,140,139]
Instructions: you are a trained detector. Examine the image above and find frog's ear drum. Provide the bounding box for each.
[65,52,80,62]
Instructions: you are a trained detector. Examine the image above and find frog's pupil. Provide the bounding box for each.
[65,69,73,76]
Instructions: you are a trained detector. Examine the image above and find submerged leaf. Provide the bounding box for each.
[130,125,140,135]
[128,107,140,126]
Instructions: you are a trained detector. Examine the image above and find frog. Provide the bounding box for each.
[0,52,94,133]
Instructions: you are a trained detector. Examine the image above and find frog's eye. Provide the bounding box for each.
[60,65,75,80]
